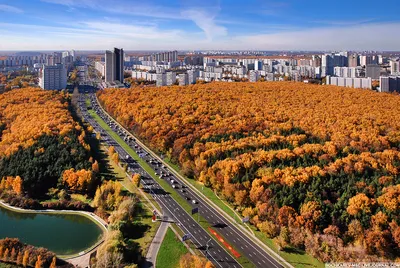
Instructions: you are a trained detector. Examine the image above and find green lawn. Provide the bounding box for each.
[156,228,188,268]
[95,144,161,256]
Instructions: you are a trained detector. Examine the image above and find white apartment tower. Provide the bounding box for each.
[39,64,67,90]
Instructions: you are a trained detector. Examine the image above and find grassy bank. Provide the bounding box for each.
[156,228,189,268]
[92,142,161,257]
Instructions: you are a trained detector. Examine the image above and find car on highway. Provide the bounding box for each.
[192,199,197,204]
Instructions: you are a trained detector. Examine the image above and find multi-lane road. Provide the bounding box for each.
[78,91,285,268]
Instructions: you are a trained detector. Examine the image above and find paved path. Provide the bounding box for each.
[66,241,103,268]
[144,220,170,268]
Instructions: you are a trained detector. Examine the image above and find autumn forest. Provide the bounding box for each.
[98,82,400,262]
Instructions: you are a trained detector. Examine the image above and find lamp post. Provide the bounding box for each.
[174,208,180,225]
[205,239,212,259]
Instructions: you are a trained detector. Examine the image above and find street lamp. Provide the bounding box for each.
[205,239,212,258]
[174,208,180,225]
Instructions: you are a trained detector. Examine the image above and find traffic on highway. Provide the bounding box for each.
[78,90,284,268]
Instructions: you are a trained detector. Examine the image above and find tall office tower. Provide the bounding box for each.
[114,48,124,82]
[348,54,359,67]
[366,64,381,79]
[105,50,114,83]
[39,64,67,90]
[105,48,124,83]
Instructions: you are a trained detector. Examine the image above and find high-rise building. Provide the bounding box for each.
[156,73,167,87]
[62,55,74,70]
[114,48,124,82]
[366,64,381,79]
[179,73,189,86]
[348,54,359,67]
[379,76,400,93]
[188,69,200,84]
[249,70,260,82]
[390,60,400,75]
[312,55,322,67]
[95,61,106,77]
[360,55,376,67]
[39,64,67,90]
[254,60,262,71]
[166,72,176,86]
[46,53,62,66]
[105,50,114,83]
[105,48,124,83]
[334,67,360,78]
[326,75,371,89]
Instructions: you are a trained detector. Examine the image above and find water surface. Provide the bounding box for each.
[0,205,103,255]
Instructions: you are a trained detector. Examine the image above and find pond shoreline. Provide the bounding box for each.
[0,199,108,259]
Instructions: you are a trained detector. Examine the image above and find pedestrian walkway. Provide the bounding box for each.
[144,220,170,268]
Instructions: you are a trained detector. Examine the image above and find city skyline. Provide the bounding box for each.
[0,0,399,51]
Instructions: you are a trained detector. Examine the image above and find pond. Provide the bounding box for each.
[0,205,104,256]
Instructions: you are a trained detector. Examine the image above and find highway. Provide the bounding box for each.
[80,90,285,268]
[78,92,241,268]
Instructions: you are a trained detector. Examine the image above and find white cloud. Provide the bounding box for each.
[41,0,183,20]
[0,21,399,51]
[182,8,227,41]
[41,0,228,38]
[81,21,183,39]
[0,4,23,13]
[225,22,400,51]
[0,21,197,50]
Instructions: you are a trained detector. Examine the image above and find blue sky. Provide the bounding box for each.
[0,0,399,51]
